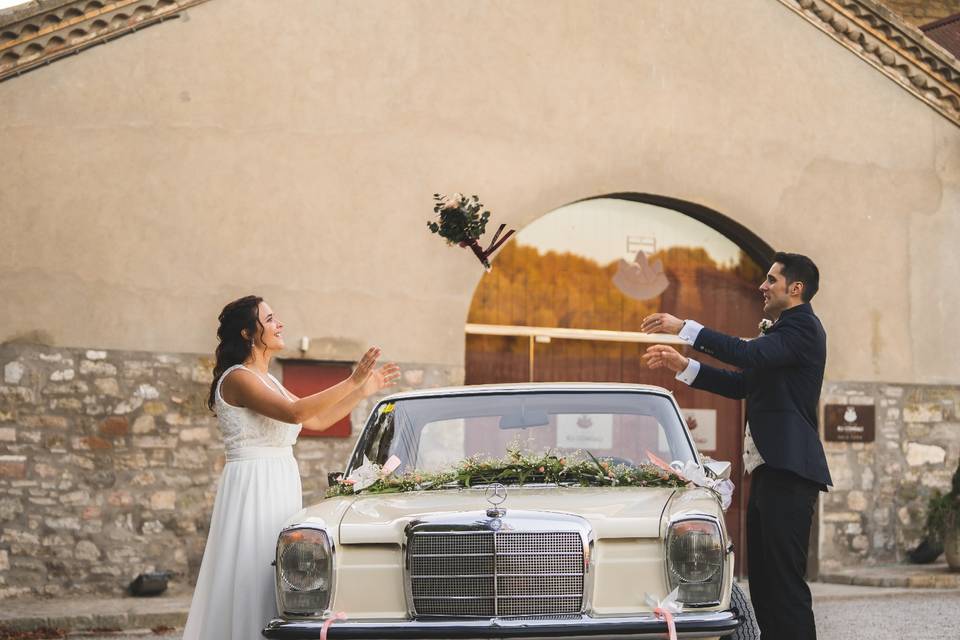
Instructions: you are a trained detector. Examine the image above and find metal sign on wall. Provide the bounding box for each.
[824,404,875,443]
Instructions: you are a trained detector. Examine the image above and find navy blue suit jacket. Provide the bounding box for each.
[690,303,832,489]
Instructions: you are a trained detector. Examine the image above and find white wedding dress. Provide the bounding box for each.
[183,364,303,640]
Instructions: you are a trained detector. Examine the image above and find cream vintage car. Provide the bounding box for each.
[263,383,757,639]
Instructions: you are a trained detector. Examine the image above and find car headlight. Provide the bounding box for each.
[276,527,334,616]
[665,518,724,606]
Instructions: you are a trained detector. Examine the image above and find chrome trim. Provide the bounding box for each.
[275,523,336,619]
[263,610,741,639]
[377,382,679,404]
[403,510,594,619]
[663,513,727,608]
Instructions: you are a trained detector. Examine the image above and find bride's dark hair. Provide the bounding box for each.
[207,295,264,412]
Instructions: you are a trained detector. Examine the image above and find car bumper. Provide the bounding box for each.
[262,611,740,639]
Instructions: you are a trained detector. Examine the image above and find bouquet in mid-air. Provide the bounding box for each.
[427,193,515,270]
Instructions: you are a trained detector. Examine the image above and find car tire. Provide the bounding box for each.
[727,582,759,639]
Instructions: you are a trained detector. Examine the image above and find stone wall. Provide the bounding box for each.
[819,381,960,569]
[882,0,960,24]
[0,343,461,599]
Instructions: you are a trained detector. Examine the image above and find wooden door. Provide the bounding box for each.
[466,242,764,576]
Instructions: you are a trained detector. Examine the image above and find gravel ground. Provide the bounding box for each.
[44,590,960,640]
[813,591,960,639]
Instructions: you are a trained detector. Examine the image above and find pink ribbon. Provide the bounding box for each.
[320,611,347,640]
[654,607,678,640]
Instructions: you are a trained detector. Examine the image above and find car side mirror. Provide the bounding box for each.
[327,471,343,487]
[704,460,732,480]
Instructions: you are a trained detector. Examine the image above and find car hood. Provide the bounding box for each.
[331,486,680,544]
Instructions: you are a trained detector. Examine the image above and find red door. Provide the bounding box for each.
[281,361,353,438]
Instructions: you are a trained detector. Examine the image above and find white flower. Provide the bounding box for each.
[758,319,774,335]
[345,456,382,492]
[344,455,403,492]
[644,587,682,614]
[680,461,735,511]
[440,193,465,210]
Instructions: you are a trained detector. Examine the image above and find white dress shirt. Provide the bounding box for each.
[672,319,766,473]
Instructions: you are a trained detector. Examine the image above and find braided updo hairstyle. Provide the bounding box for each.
[207,295,264,412]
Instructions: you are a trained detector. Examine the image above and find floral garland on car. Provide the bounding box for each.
[326,449,688,498]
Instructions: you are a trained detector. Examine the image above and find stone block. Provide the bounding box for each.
[63,454,97,471]
[903,403,943,423]
[150,490,176,510]
[132,415,156,434]
[898,506,912,526]
[143,401,166,416]
[906,442,946,466]
[74,540,101,562]
[0,455,27,479]
[94,378,121,397]
[136,383,160,399]
[79,360,117,376]
[179,427,210,442]
[0,549,8,571]
[3,361,24,385]
[60,490,90,506]
[824,511,861,523]
[112,397,143,414]
[49,398,81,411]
[49,369,75,381]
[45,517,80,530]
[142,520,164,535]
[134,435,178,449]
[0,426,14,442]
[173,448,208,469]
[99,416,129,437]
[132,471,157,486]
[81,506,102,520]
[74,436,113,450]
[107,491,133,507]
[846,491,868,511]
[86,351,107,361]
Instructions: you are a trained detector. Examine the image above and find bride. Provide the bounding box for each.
[183,295,399,639]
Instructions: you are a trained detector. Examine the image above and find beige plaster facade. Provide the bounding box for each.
[1,0,960,595]
[0,0,957,386]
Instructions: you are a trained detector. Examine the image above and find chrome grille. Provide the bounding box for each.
[407,530,585,618]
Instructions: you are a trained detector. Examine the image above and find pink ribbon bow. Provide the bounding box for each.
[320,611,347,640]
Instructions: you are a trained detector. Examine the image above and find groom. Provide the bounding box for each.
[640,251,831,640]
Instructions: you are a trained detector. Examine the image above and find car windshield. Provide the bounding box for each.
[347,391,697,477]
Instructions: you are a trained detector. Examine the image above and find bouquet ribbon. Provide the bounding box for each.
[458,223,515,269]
[320,611,347,640]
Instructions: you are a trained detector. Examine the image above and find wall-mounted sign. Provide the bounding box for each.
[556,414,613,449]
[824,404,875,443]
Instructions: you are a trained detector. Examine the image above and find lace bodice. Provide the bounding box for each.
[215,364,302,452]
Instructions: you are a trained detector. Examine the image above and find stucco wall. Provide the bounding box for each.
[0,0,958,384]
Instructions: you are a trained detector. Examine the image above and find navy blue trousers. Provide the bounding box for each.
[747,464,821,640]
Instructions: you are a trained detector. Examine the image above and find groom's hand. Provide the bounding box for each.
[640,312,684,335]
[641,345,689,373]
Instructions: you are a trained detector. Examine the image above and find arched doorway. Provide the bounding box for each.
[465,195,774,576]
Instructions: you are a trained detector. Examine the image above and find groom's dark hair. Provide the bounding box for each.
[773,252,819,302]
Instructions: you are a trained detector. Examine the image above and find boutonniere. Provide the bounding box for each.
[758,319,774,335]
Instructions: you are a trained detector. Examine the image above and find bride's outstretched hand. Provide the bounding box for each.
[350,347,382,387]
[362,362,401,397]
